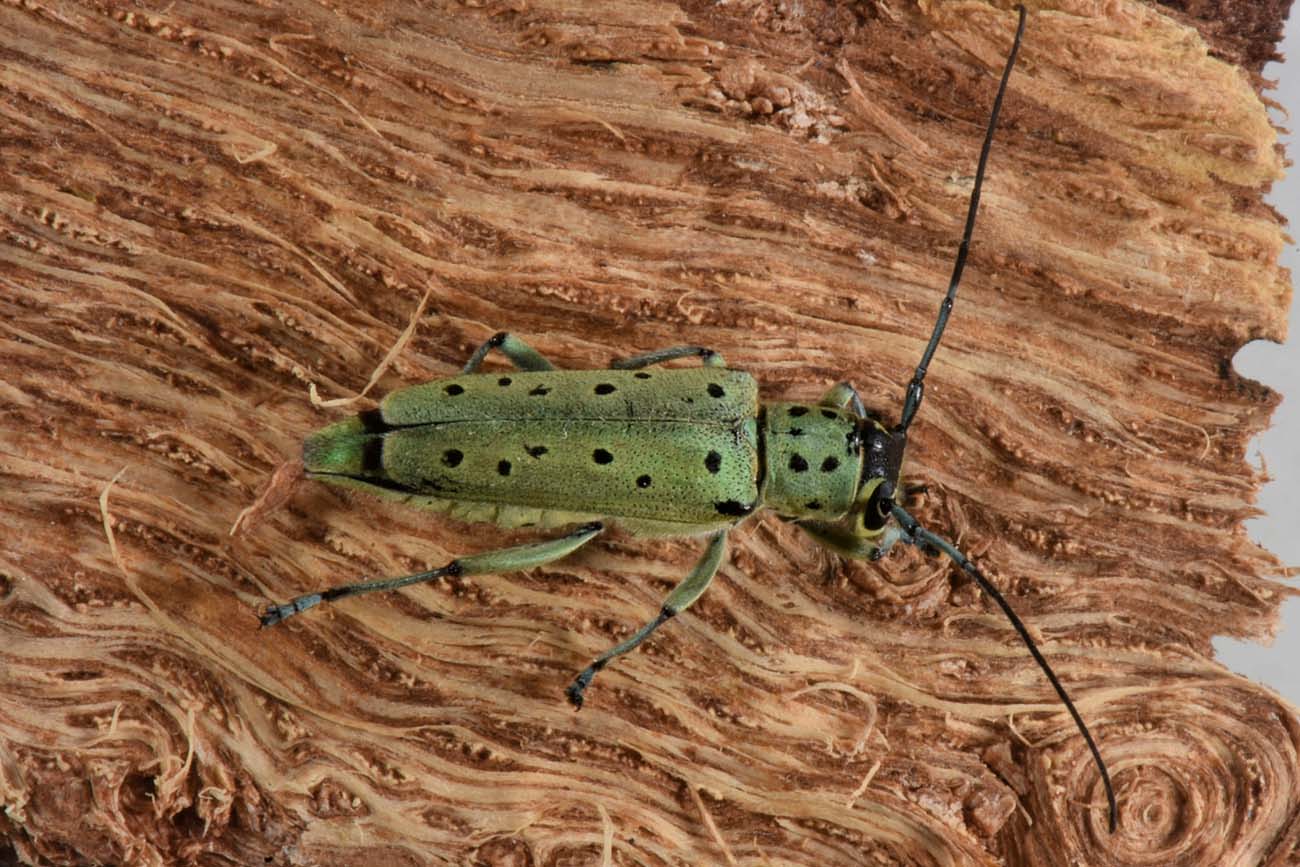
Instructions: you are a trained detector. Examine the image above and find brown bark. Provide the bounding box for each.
[0,0,1295,864]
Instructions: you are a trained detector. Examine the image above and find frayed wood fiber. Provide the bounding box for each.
[0,0,1295,864]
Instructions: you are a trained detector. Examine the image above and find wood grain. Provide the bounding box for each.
[1,0,1295,864]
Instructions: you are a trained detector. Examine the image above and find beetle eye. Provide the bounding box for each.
[861,484,890,531]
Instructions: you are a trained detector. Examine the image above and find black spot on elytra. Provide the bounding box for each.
[358,408,391,433]
[789,454,808,472]
[821,456,840,472]
[788,428,804,437]
[821,409,837,419]
[442,449,463,468]
[529,385,550,396]
[707,383,725,398]
[445,384,465,396]
[361,438,384,473]
[497,460,512,476]
[526,445,548,458]
[705,451,722,474]
[595,383,616,395]
[593,449,613,465]
[498,377,512,386]
[788,406,808,417]
[636,474,652,488]
[805,501,822,510]
[634,372,651,379]
[714,500,754,517]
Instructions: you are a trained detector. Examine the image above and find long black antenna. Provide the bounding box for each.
[897,5,1027,434]
[889,503,1118,833]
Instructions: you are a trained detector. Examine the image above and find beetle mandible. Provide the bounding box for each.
[260,6,1117,832]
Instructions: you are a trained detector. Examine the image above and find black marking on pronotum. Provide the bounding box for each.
[636,474,652,488]
[525,445,548,458]
[789,454,808,472]
[445,383,465,396]
[442,449,463,468]
[498,377,512,386]
[592,449,613,465]
[529,385,550,396]
[788,427,804,437]
[634,372,651,379]
[714,500,754,517]
[821,456,840,473]
[595,383,616,395]
[704,451,722,474]
[707,383,725,398]
[497,460,512,476]
[788,406,808,417]
[821,409,837,419]
[845,426,863,455]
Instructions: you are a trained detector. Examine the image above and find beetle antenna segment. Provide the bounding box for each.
[888,502,1118,832]
[897,5,1026,434]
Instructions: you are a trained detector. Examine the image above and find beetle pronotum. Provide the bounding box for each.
[261,5,1117,832]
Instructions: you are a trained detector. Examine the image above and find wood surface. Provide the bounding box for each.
[1,0,1296,864]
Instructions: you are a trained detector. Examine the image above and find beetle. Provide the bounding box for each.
[260,6,1117,832]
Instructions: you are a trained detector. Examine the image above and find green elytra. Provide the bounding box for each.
[261,7,1118,832]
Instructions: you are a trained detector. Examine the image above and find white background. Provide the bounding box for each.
[1213,12,1300,708]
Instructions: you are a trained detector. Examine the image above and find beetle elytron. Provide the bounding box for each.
[261,6,1117,832]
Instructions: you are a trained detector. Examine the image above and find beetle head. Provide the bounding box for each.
[853,422,906,538]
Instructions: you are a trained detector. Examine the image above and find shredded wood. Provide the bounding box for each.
[1,1,1294,864]
[309,283,434,409]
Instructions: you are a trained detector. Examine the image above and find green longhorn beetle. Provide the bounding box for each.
[262,7,1117,832]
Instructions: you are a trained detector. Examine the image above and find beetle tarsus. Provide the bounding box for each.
[566,672,593,708]
[261,592,324,627]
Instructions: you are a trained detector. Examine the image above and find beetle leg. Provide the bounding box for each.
[261,522,604,626]
[462,331,557,373]
[612,345,726,369]
[566,530,727,708]
[870,523,915,560]
[818,381,867,417]
[798,519,882,560]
